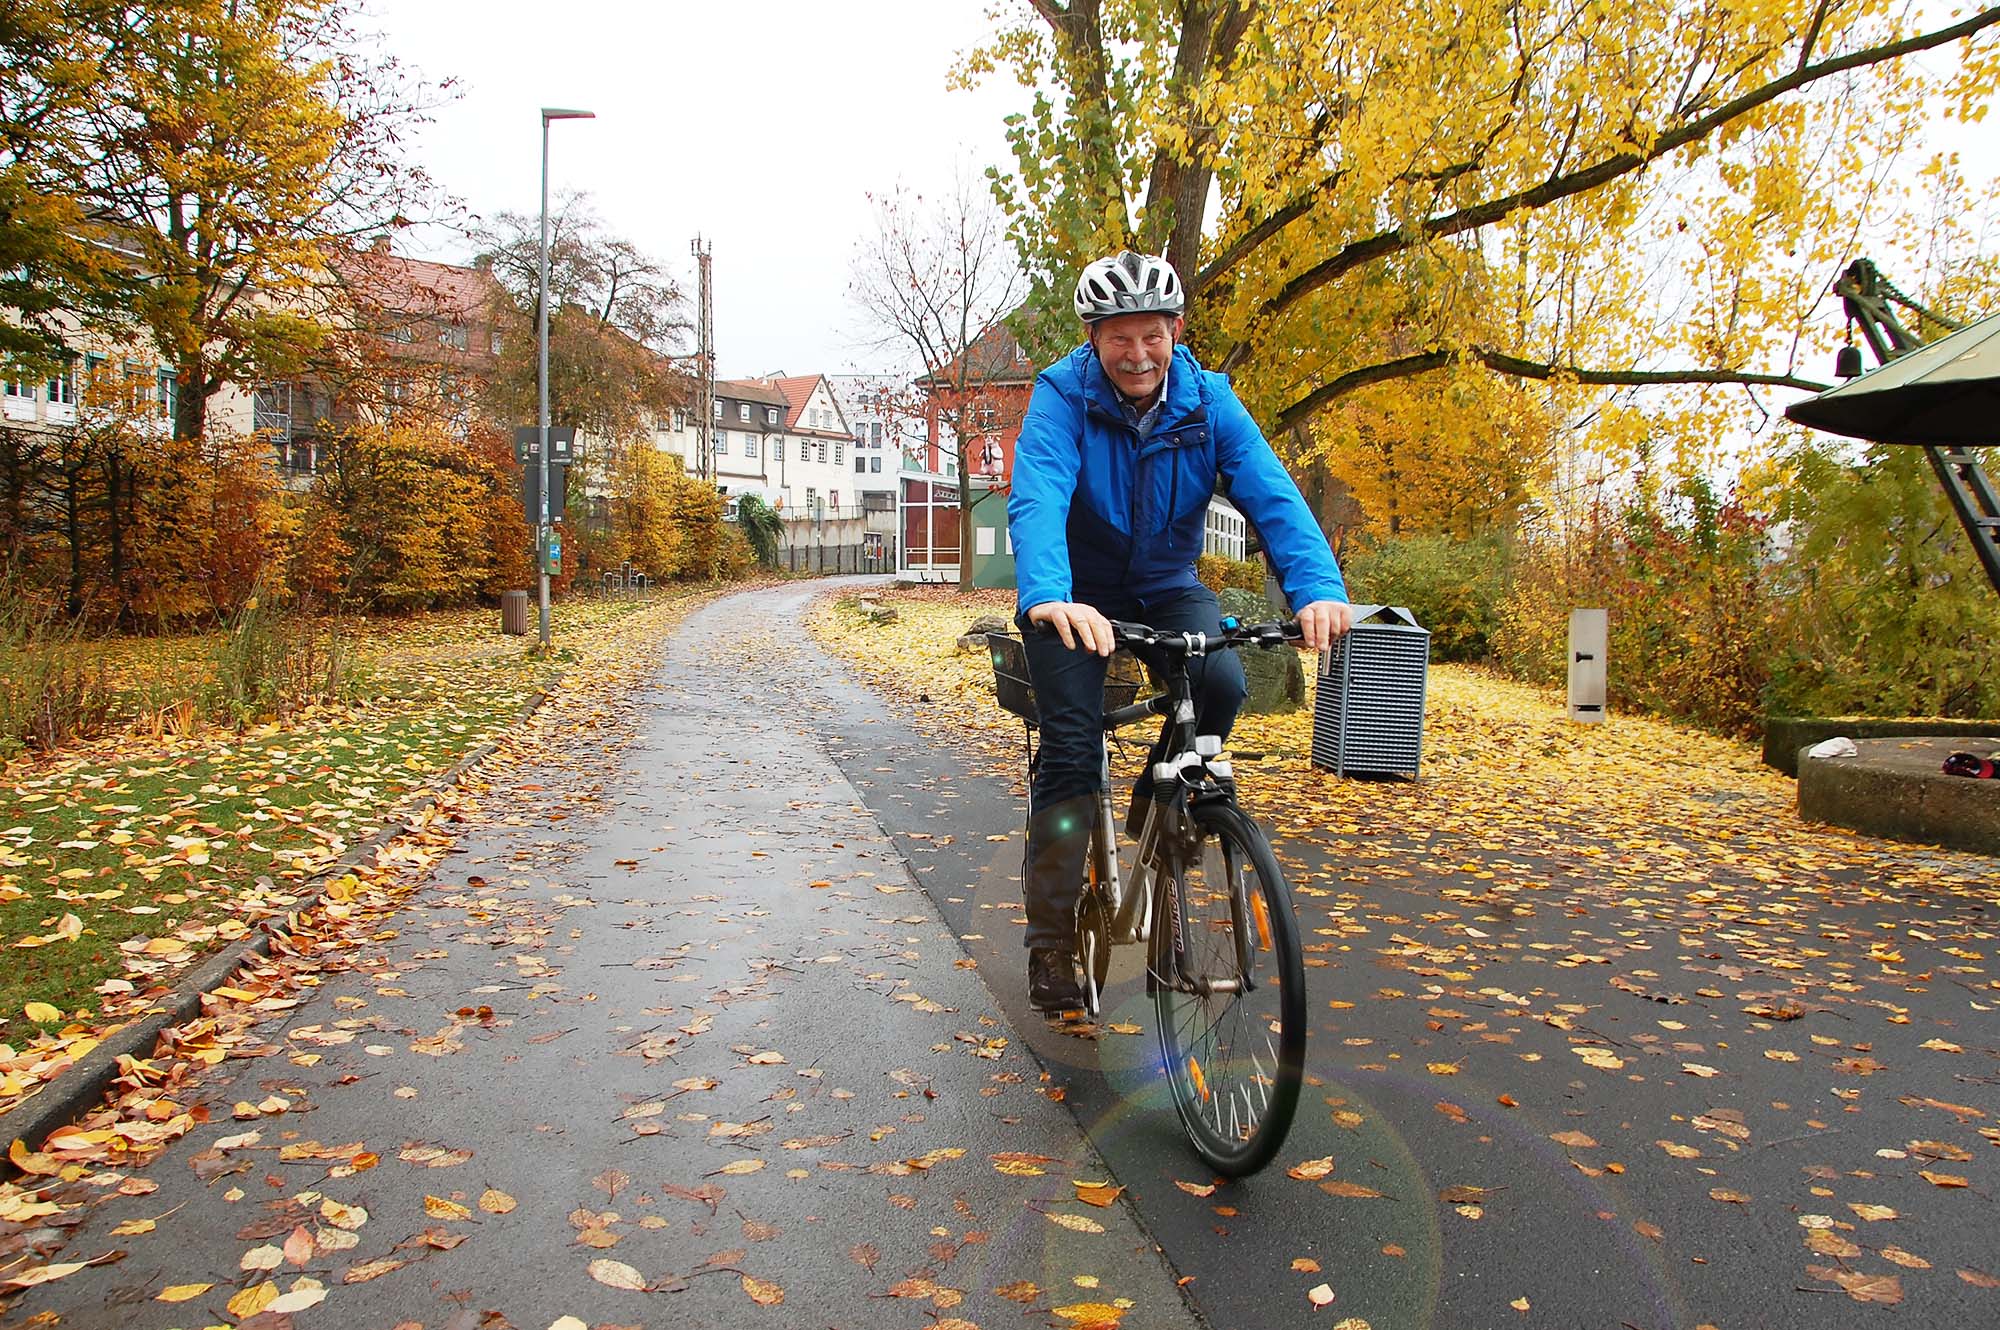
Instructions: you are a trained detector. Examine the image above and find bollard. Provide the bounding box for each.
[1568,608,1607,722]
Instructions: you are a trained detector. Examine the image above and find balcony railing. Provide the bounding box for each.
[776,504,884,523]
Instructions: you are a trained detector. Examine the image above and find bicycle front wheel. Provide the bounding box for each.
[1151,801,1306,1176]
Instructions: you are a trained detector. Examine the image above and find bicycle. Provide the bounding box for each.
[988,618,1308,1176]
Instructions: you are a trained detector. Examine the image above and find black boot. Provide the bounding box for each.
[1028,947,1084,1014]
[1024,793,1093,1012]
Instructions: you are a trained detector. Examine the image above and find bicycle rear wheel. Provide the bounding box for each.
[1151,801,1305,1176]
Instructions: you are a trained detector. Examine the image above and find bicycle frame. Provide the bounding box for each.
[1088,628,1256,1000]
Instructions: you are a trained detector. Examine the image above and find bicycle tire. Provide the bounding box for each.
[1151,801,1306,1176]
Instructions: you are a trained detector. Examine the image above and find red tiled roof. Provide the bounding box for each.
[332,244,504,323]
[766,374,821,428]
[916,318,1040,389]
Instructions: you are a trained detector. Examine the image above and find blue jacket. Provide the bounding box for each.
[1008,343,1347,613]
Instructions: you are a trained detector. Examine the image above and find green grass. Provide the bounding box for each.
[0,590,693,1034]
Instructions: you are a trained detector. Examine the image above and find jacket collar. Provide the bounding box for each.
[1072,342,1206,433]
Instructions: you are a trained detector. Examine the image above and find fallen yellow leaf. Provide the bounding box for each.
[424,1194,472,1221]
[155,1283,212,1302]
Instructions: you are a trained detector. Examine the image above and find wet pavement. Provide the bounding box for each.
[2,583,1201,1330]
[9,577,1996,1330]
[812,584,2000,1330]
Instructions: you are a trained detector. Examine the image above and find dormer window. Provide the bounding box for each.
[766,407,778,424]
[738,402,751,421]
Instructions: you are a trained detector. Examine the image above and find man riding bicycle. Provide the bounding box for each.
[1008,250,1354,1014]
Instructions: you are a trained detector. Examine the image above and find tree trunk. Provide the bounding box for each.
[104,444,128,625]
[61,445,85,619]
[174,355,209,443]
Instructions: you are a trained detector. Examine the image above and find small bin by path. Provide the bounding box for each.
[1310,605,1429,779]
[501,589,530,636]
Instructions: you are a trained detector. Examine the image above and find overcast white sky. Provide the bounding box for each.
[368,0,1021,379]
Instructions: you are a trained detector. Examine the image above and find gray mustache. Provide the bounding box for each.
[1114,359,1160,374]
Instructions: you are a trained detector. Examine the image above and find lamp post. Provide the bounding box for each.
[537,106,593,651]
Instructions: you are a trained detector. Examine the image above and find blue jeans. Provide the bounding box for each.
[1015,585,1247,951]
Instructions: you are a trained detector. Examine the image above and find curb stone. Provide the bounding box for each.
[0,685,547,1177]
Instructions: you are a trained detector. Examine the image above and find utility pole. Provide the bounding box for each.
[536,106,593,651]
[690,236,714,484]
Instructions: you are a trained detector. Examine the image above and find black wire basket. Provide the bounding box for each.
[987,632,1143,728]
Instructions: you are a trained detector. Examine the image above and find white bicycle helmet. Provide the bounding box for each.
[1073,250,1185,323]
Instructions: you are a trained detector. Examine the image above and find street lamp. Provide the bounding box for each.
[537,106,594,651]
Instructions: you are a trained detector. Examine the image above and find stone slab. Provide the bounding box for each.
[1797,734,2000,855]
[1763,714,2000,776]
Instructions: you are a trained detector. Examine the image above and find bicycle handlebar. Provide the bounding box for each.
[1104,617,1303,655]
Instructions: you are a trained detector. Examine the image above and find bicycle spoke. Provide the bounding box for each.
[1154,804,1305,1176]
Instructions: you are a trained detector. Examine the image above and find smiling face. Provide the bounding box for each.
[1088,312,1182,401]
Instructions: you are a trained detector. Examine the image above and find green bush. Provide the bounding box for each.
[736,495,784,570]
[1196,552,1266,596]
[1762,442,2000,720]
[1341,534,1505,661]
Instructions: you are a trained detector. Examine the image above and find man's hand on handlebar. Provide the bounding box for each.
[1293,600,1353,653]
[1025,601,1116,656]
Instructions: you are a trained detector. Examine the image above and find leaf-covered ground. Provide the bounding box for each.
[808,591,2000,1323]
[0,592,710,1114]
[0,583,1204,1330]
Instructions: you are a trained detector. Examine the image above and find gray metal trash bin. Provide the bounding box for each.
[1310,604,1430,778]
[501,589,530,636]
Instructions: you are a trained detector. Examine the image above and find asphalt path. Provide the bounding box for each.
[809,581,2000,1330]
[7,580,1995,1330]
[2,584,1203,1330]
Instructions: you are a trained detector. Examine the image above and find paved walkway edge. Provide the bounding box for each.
[0,684,548,1176]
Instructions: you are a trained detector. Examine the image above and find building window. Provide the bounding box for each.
[738,402,750,421]
[977,404,998,431]
[438,321,469,351]
[1,376,34,422]
[671,408,686,432]
[713,399,723,419]
[816,440,826,464]
[854,428,867,449]
[156,368,179,420]
[834,440,843,465]
[46,368,76,406]
[871,455,882,473]
[766,407,778,424]
[744,433,759,460]
[387,319,415,344]
[773,437,784,461]
[489,330,503,355]
[854,455,865,474]
[871,421,883,445]
[715,429,728,455]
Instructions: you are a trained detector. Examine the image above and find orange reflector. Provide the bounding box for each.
[1252,891,1272,951]
[1189,1057,1209,1102]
